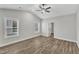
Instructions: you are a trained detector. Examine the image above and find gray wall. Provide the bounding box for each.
[0,9,41,46]
[46,14,77,41]
[77,8,79,47]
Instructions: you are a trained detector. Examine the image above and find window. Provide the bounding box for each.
[4,17,19,38]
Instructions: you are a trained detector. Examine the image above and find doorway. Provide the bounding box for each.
[50,23,54,37]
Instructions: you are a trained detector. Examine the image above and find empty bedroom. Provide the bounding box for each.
[0,4,79,54]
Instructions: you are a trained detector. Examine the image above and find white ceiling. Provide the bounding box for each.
[0,4,78,19]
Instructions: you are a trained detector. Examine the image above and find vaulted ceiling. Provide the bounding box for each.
[0,4,78,19]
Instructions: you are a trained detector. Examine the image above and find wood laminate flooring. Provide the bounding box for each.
[0,36,79,54]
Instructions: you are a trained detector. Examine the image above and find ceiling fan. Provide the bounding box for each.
[36,4,51,14]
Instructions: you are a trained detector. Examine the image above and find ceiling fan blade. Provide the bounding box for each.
[39,5,43,10]
[46,11,50,13]
[46,7,51,10]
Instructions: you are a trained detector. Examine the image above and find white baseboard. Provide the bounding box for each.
[0,34,40,47]
[54,35,76,43]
